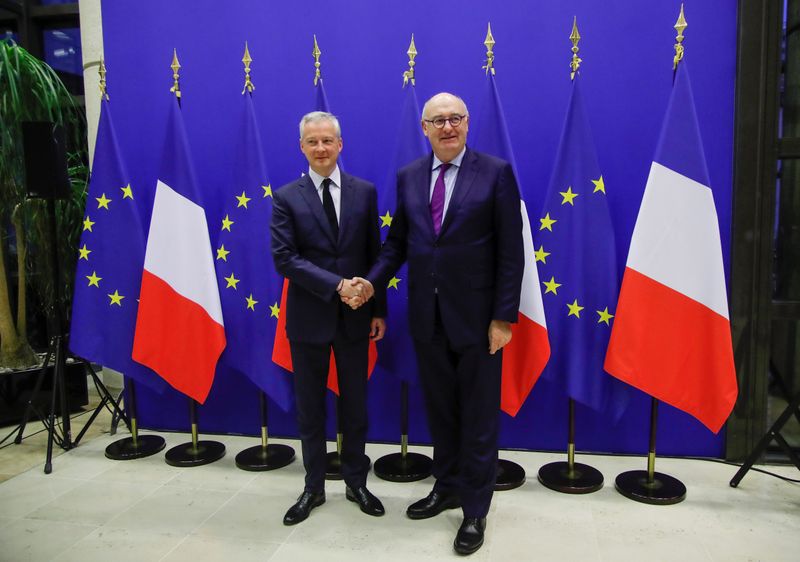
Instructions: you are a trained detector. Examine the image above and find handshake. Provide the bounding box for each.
[337,276,375,310]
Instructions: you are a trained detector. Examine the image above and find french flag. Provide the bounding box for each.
[604,63,737,433]
[501,200,551,417]
[132,98,226,404]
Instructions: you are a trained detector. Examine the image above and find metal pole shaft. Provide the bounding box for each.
[567,398,575,469]
[190,400,199,449]
[128,380,139,446]
[260,391,269,449]
[647,398,658,483]
[400,381,409,457]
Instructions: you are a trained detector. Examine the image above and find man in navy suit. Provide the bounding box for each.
[360,93,524,555]
[271,111,386,525]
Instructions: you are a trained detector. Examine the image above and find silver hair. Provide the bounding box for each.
[299,111,341,138]
[421,92,469,119]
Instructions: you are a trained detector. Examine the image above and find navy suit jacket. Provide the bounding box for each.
[368,147,524,347]
[271,172,386,344]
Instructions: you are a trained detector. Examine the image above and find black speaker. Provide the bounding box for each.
[22,121,70,200]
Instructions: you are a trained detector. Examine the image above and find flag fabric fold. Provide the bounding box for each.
[604,62,737,433]
[271,78,376,394]
[132,98,226,404]
[69,98,166,393]
[373,84,427,384]
[472,74,550,417]
[535,75,628,419]
[215,93,292,412]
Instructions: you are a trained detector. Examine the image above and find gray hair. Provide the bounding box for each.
[421,92,469,119]
[299,111,341,139]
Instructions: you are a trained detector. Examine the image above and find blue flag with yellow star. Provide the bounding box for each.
[215,92,292,412]
[534,76,628,417]
[374,84,427,384]
[69,98,166,393]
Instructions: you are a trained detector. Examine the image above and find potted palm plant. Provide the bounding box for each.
[0,39,86,370]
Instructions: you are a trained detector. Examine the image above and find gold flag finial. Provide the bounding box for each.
[98,59,109,101]
[170,49,181,99]
[673,3,687,70]
[403,34,418,87]
[570,16,582,80]
[242,42,254,94]
[483,23,495,75]
[313,35,322,86]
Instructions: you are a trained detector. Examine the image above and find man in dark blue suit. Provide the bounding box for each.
[361,92,524,555]
[271,111,386,525]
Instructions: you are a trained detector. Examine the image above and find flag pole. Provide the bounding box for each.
[374,34,432,483]
[231,43,295,472]
[613,7,690,504]
[537,18,604,494]
[479,21,525,492]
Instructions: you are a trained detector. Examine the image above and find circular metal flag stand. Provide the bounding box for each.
[496,458,526,491]
[374,381,432,482]
[235,391,295,471]
[165,399,226,467]
[615,398,686,505]
[538,399,603,494]
[105,380,165,460]
[326,396,370,480]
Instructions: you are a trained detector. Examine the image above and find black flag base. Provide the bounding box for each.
[495,458,526,491]
[538,461,604,494]
[105,435,165,461]
[325,450,372,480]
[235,443,295,472]
[165,439,226,467]
[374,451,432,482]
[615,470,686,505]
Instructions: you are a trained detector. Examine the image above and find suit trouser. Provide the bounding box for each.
[413,302,502,518]
[289,334,370,493]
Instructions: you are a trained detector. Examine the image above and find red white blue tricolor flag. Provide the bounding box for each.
[605,63,737,433]
[132,97,226,404]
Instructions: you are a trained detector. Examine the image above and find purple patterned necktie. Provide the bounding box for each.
[430,163,450,235]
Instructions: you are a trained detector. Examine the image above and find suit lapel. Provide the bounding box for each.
[440,147,478,236]
[297,174,337,246]
[415,153,436,238]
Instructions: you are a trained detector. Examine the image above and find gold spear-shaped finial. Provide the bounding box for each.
[673,3,687,70]
[242,42,254,94]
[570,16,582,80]
[483,23,495,75]
[403,34,418,87]
[313,35,322,86]
[170,49,181,99]
[98,59,109,101]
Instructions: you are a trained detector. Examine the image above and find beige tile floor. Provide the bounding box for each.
[1,385,799,561]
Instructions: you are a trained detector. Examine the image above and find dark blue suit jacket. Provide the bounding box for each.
[368,147,524,347]
[271,172,386,344]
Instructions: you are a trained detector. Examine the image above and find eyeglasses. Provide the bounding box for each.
[424,114,466,129]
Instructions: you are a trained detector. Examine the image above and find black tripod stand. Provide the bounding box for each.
[11,192,129,473]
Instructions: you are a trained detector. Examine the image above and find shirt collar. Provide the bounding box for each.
[432,146,467,171]
[308,166,341,189]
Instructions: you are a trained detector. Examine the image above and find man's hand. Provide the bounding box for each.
[370,318,386,341]
[338,278,364,300]
[339,277,375,310]
[488,320,512,355]
[351,277,374,300]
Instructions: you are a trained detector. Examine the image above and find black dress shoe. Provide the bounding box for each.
[283,491,325,525]
[454,517,486,555]
[406,490,461,520]
[345,486,385,516]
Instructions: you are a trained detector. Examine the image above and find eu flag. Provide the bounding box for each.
[374,84,427,384]
[215,92,292,412]
[69,97,166,393]
[535,76,628,417]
